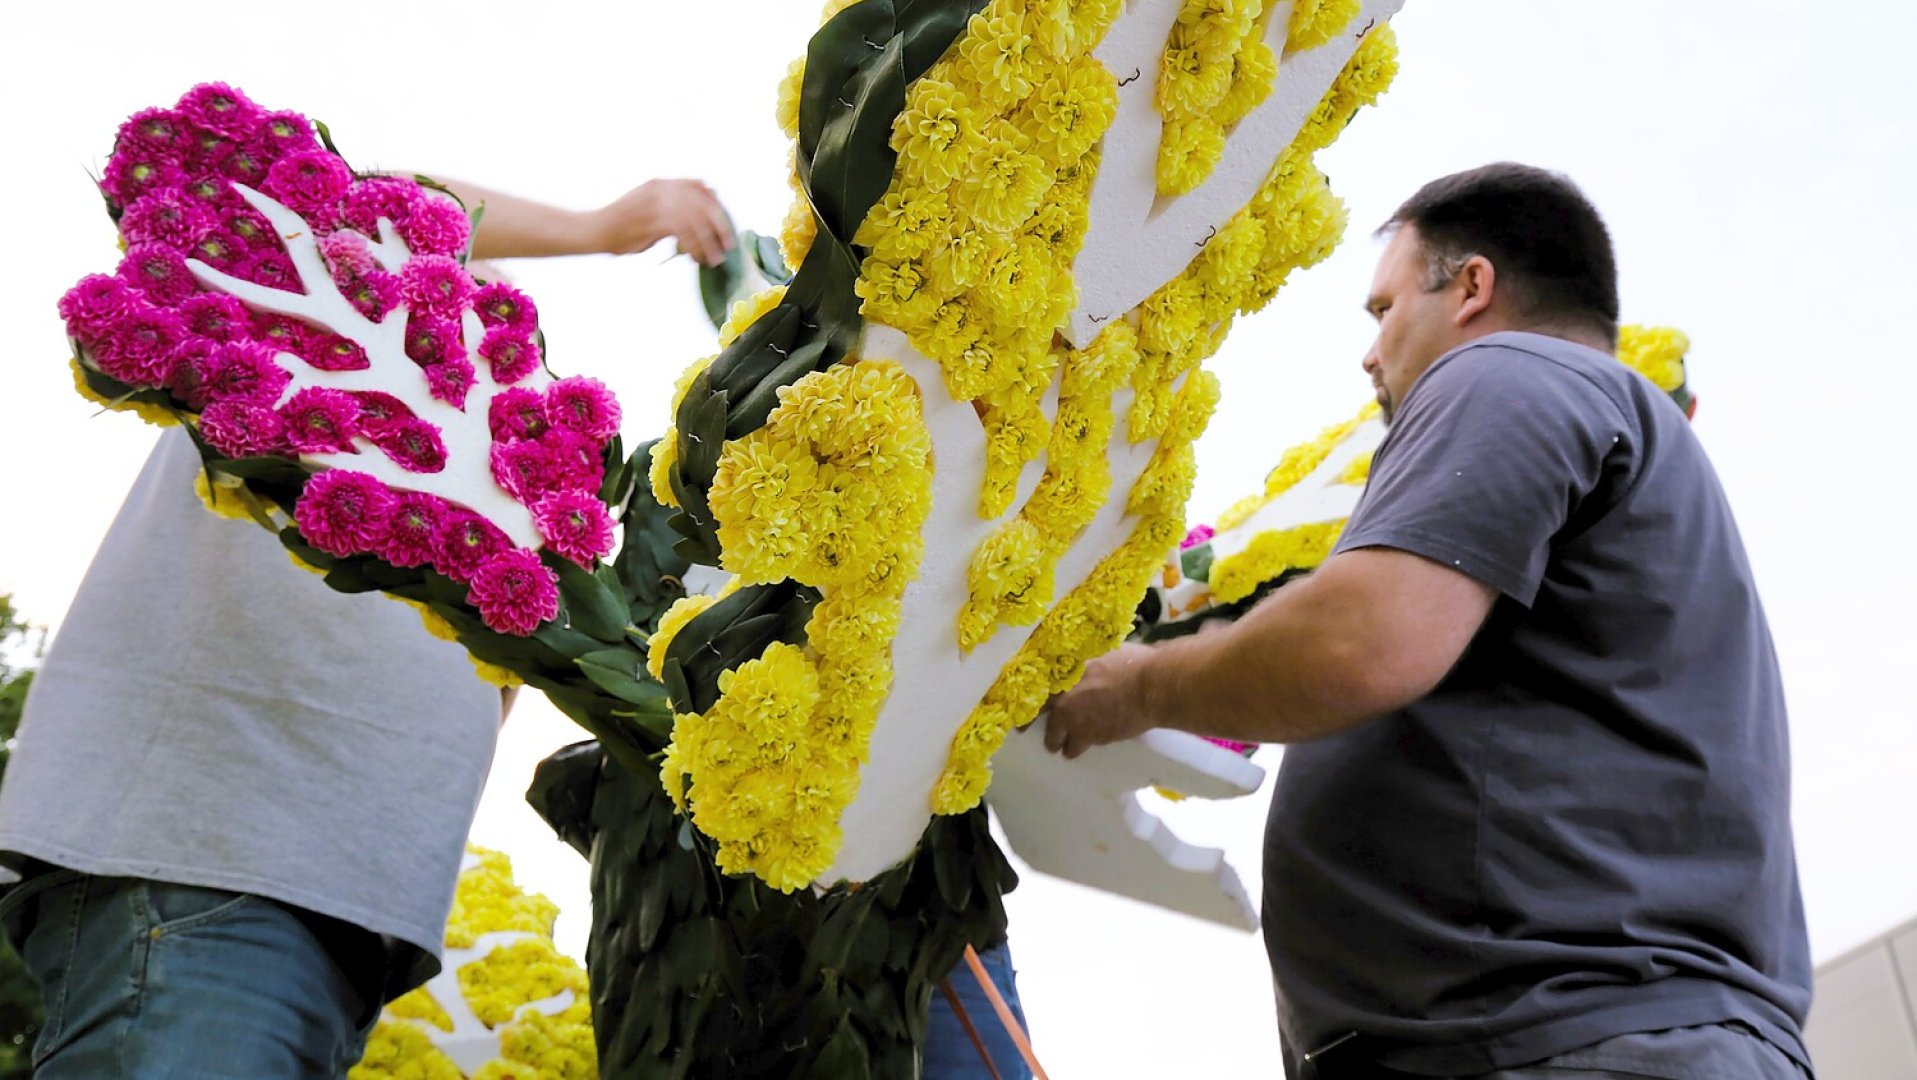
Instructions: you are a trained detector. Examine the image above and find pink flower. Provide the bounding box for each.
[164,335,222,408]
[262,150,352,217]
[398,195,471,258]
[540,427,606,493]
[202,340,291,404]
[251,312,309,355]
[119,189,215,250]
[240,251,299,291]
[351,391,414,438]
[190,230,248,269]
[301,332,370,372]
[258,110,318,157]
[467,549,559,636]
[200,399,286,458]
[375,417,449,474]
[294,470,394,557]
[1180,524,1215,551]
[1202,737,1258,756]
[547,376,621,441]
[218,144,270,187]
[488,387,549,441]
[398,255,473,319]
[102,155,186,208]
[343,270,402,321]
[181,174,235,208]
[319,231,378,278]
[91,306,187,387]
[341,177,419,236]
[473,282,537,332]
[58,274,140,338]
[534,490,615,566]
[432,510,510,583]
[478,328,541,384]
[224,208,274,248]
[184,130,239,174]
[404,316,465,367]
[114,108,189,160]
[281,387,361,453]
[176,82,261,140]
[382,492,447,567]
[179,294,249,342]
[426,358,475,408]
[490,439,560,501]
[118,243,198,306]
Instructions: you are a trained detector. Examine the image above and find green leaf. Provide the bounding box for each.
[746,230,793,285]
[313,119,344,159]
[1180,541,1214,583]
[698,216,747,330]
[725,339,829,439]
[575,646,665,707]
[555,558,629,643]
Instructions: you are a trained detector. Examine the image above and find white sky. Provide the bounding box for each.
[4,1,1915,1075]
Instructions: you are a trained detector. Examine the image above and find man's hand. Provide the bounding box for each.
[589,179,734,267]
[1044,642,1162,759]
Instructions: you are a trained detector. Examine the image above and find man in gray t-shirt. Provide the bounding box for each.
[1046,164,1812,1079]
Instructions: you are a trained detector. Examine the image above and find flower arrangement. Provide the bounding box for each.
[649,0,1403,892]
[352,847,595,1080]
[58,83,623,645]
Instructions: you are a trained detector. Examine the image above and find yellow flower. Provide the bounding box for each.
[1217,38,1278,128]
[959,129,1054,233]
[1616,324,1690,393]
[1288,0,1360,53]
[856,255,944,331]
[956,4,1039,110]
[710,434,823,582]
[648,436,680,510]
[854,187,954,263]
[891,79,984,190]
[1157,116,1228,196]
[781,198,819,269]
[69,355,178,428]
[718,286,788,349]
[776,57,806,139]
[1020,58,1118,167]
[648,594,719,679]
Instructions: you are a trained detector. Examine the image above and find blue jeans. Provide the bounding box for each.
[924,941,1034,1079]
[0,870,383,1078]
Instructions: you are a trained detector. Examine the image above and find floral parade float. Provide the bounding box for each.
[58,0,1408,1071]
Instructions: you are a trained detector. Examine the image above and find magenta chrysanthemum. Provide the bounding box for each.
[343,270,402,321]
[405,316,465,367]
[191,230,248,269]
[375,417,449,474]
[472,282,537,332]
[258,110,317,157]
[398,195,471,259]
[164,336,221,408]
[488,387,550,441]
[382,491,447,568]
[241,251,298,291]
[115,108,189,160]
[179,294,249,342]
[294,470,394,557]
[218,144,270,187]
[262,150,351,217]
[534,489,615,567]
[341,177,420,236]
[1180,524,1215,550]
[398,255,474,320]
[224,207,272,247]
[467,549,559,636]
[202,340,291,404]
[251,312,309,356]
[102,156,186,208]
[351,391,414,438]
[539,427,606,493]
[490,439,560,502]
[547,376,621,441]
[479,328,541,384]
[302,332,371,373]
[433,510,510,583]
[92,306,187,387]
[58,275,140,338]
[200,399,286,458]
[176,82,261,140]
[119,190,215,249]
[281,387,360,453]
[319,231,378,278]
[118,243,198,306]
[426,358,476,408]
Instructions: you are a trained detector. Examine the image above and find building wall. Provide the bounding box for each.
[1806,919,1917,1078]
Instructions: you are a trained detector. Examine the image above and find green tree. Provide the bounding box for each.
[0,595,43,1078]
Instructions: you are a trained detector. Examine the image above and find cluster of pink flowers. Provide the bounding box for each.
[56,84,627,638]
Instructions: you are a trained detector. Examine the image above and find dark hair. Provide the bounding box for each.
[1382,163,1620,346]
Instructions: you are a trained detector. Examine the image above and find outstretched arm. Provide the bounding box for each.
[1044,547,1495,756]
[431,177,735,266]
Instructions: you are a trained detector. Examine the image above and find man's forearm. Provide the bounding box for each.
[437,181,602,260]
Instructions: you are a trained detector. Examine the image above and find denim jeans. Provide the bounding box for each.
[923,941,1034,1079]
[0,870,384,1079]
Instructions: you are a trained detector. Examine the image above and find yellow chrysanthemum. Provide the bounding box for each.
[648,594,719,680]
[70,355,179,428]
[776,57,806,140]
[1287,0,1360,53]
[891,79,986,190]
[1616,324,1690,393]
[719,287,789,349]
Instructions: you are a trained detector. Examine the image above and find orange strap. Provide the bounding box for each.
[938,976,1004,1080]
[963,944,1050,1080]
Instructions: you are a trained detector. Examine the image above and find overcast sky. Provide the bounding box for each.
[4,1,1914,1074]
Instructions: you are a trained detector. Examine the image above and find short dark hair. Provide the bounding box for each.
[1382,163,1620,346]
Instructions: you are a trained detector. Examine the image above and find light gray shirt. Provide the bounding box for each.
[0,430,501,973]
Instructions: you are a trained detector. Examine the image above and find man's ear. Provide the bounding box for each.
[1454,254,1497,328]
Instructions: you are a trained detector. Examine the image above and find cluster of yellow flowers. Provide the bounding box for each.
[352,848,595,1080]
[1205,403,1376,604]
[1616,324,1690,393]
[926,13,1400,811]
[69,354,179,428]
[650,358,934,891]
[1153,0,1361,195]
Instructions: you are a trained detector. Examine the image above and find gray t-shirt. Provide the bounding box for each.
[0,430,501,985]
[1265,332,1811,1075]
